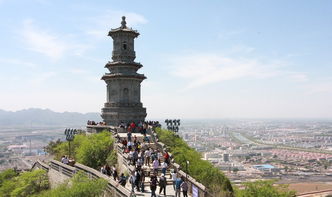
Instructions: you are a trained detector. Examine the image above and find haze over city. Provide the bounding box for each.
[0,0,331,119]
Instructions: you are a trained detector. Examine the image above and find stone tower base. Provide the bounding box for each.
[101,104,146,126]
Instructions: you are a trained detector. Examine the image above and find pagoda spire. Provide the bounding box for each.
[121,16,126,29]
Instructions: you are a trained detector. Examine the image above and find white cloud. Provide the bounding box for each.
[21,19,68,60]
[21,19,91,60]
[86,10,147,39]
[169,53,297,88]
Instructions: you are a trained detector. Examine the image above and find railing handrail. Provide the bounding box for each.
[46,160,131,196]
[32,160,50,171]
[74,162,131,196]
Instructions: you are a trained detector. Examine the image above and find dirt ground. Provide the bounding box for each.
[288,182,332,194]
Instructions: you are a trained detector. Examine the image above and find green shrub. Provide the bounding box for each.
[46,131,116,169]
[0,169,49,197]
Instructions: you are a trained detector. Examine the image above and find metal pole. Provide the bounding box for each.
[186,161,188,181]
[68,140,71,159]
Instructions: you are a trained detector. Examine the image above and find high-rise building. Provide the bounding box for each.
[101,16,147,126]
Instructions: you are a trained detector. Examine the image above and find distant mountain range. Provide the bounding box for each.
[0,108,101,127]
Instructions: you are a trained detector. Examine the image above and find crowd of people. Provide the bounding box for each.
[125,166,188,197]
[72,119,190,196]
[116,124,190,197]
[100,164,118,181]
[87,120,106,126]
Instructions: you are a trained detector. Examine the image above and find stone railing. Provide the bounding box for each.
[86,125,118,134]
[116,143,135,173]
[74,162,132,197]
[49,160,76,177]
[31,160,50,171]
[44,160,132,197]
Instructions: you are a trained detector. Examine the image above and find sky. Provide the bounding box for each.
[0,0,331,119]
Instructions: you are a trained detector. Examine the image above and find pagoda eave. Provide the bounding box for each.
[108,29,139,37]
[101,74,146,81]
[105,61,143,69]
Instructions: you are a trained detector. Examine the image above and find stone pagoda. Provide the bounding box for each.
[101,16,147,126]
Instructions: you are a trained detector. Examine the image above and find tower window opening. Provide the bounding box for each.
[123,42,127,50]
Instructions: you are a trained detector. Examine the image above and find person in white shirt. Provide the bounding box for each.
[145,149,151,166]
[161,161,168,175]
[153,158,159,173]
[61,155,69,164]
[171,169,177,190]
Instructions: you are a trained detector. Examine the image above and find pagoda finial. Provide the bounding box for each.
[121,16,126,29]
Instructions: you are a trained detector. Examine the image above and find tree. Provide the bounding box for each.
[46,131,116,170]
[0,169,49,197]
[0,169,17,187]
[75,131,115,169]
[44,139,62,155]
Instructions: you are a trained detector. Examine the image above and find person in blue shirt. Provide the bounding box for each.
[175,176,183,197]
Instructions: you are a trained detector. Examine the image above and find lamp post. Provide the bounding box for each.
[165,119,181,132]
[64,128,77,159]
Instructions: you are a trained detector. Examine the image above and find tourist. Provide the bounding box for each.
[181,178,188,197]
[164,150,170,165]
[133,149,138,166]
[145,148,151,166]
[122,139,127,150]
[161,161,168,175]
[128,149,134,164]
[151,150,157,162]
[137,157,143,169]
[150,173,158,197]
[127,130,132,142]
[159,173,167,196]
[129,172,136,192]
[152,157,159,174]
[118,173,126,186]
[175,176,183,197]
[119,121,125,128]
[100,165,107,175]
[135,169,141,192]
[61,155,69,165]
[171,169,177,190]
[112,166,118,180]
[130,122,136,132]
[127,140,133,151]
[140,169,146,192]
[105,165,111,176]
[139,149,145,164]
[157,150,162,165]
[61,155,65,163]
